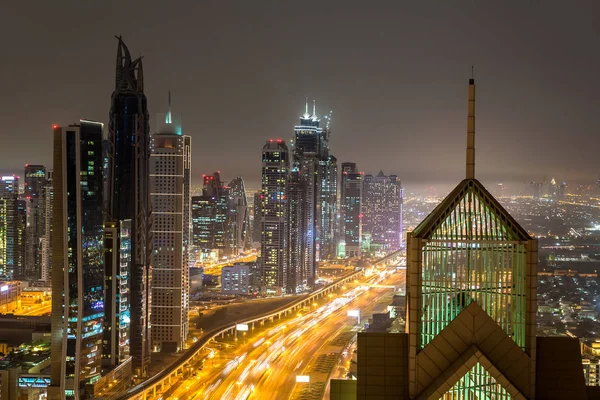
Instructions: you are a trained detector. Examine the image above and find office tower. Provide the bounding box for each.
[41,171,53,282]
[49,121,105,400]
[260,139,289,292]
[149,94,191,353]
[228,177,251,256]
[105,36,151,377]
[332,77,593,400]
[252,192,261,245]
[191,172,230,263]
[24,164,47,281]
[317,154,338,260]
[340,162,362,257]
[362,171,403,252]
[0,176,26,279]
[286,171,306,292]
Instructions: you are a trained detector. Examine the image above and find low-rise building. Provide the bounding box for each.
[0,281,21,313]
[221,264,250,295]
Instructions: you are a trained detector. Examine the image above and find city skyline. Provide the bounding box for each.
[2,1,600,185]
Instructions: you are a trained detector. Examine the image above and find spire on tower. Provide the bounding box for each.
[302,97,310,119]
[166,90,172,124]
[466,68,476,179]
[311,99,318,121]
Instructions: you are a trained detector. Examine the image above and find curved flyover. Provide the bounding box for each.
[115,269,364,400]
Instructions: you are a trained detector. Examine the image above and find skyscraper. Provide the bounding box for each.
[228,176,251,256]
[0,176,26,279]
[24,164,47,281]
[149,93,191,352]
[191,172,230,263]
[329,77,590,400]
[317,154,338,260]
[105,36,152,377]
[340,162,362,257]
[260,139,289,292]
[41,170,53,282]
[252,191,262,245]
[403,76,538,399]
[49,121,105,400]
[362,171,403,252]
[286,170,306,292]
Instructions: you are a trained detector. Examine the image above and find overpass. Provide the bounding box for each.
[114,270,364,400]
[373,249,405,267]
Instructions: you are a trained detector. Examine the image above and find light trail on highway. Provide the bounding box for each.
[167,268,405,400]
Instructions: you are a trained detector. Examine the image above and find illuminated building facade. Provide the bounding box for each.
[260,139,289,292]
[317,154,338,260]
[149,94,191,353]
[102,220,130,368]
[362,171,403,252]
[252,191,261,245]
[24,164,47,281]
[191,172,229,262]
[0,176,26,280]
[227,177,251,256]
[50,121,105,399]
[332,77,597,400]
[286,171,306,292]
[340,162,362,257]
[41,170,53,283]
[105,36,152,377]
[292,101,338,284]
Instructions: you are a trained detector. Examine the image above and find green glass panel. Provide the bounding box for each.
[442,362,512,399]
[421,187,527,349]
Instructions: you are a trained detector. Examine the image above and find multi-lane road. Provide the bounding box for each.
[168,267,405,400]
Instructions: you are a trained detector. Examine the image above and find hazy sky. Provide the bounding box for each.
[2,1,599,188]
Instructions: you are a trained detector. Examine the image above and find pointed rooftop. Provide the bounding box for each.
[114,35,144,94]
[412,75,530,242]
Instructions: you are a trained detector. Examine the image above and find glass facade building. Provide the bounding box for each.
[260,140,289,291]
[340,162,362,257]
[105,36,151,377]
[405,78,538,399]
[50,121,105,399]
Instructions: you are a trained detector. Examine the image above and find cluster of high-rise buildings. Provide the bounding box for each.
[190,172,251,263]
[41,37,192,399]
[0,35,406,398]
[0,168,52,283]
[530,178,567,200]
[256,103,404,294]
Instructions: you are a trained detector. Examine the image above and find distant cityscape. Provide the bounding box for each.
[1,35,600,400]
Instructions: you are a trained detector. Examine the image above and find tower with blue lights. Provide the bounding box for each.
[50,120,105,399]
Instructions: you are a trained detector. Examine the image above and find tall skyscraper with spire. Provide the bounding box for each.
[328,76,595,400]
[149,93,191,353]
[105,36,152,378]
[292,100,337,286]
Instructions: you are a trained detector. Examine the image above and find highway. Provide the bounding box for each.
[200,252,258,276]
[168,268,405,400]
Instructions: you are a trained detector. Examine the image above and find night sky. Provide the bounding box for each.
[3,1,599,188]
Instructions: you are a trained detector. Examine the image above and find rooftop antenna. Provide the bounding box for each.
[166,90,172,124]
[466,66,476,179]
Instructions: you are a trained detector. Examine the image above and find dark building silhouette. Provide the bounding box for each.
[105,36,152,378]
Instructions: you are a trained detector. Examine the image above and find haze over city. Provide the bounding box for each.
[2,2,600,400]
[2,1,600,186]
